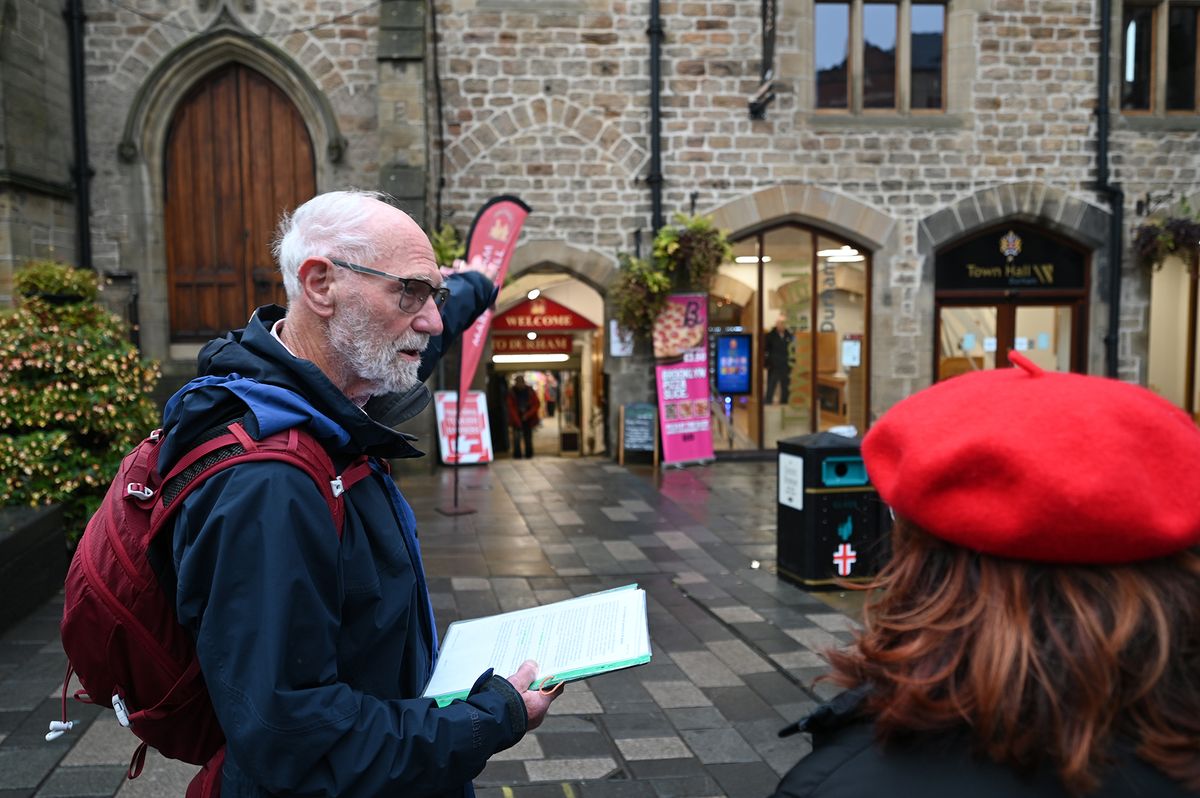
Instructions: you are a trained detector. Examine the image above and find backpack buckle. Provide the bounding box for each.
[112,693,131,727]
[330,477,344,498]
[126,483,154,500]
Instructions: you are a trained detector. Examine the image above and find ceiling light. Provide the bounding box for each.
[527,288,541,300]
[734,256,772,263]
[827,254,865,263]
[492,354,570,363]
[817,245,859,257]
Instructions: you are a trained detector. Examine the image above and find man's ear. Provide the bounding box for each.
[297,256,337,318]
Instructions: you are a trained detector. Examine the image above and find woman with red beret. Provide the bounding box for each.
[771,351,1200,797]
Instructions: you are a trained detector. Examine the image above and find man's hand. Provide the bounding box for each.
[506,660,563,732]
[440,254,499,282]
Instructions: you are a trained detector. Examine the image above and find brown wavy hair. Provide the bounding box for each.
[826,519,1200,794]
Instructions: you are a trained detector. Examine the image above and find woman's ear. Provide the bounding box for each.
[297,256,336,318]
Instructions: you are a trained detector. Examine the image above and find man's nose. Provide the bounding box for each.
[411,295,444,336]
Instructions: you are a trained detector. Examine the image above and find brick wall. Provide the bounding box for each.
[431,0,1199,409]
[11,0,1191,410]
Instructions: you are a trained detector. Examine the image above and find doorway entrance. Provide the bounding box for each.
[163,63,316,340]
[935,224,1089,379]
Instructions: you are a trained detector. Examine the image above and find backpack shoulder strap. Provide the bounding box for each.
[148,422,372,541]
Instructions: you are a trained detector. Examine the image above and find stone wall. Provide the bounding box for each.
[79,0,423,363]
[430,0,1200,416]
[0,0,76,303]
[5,0,1194,422]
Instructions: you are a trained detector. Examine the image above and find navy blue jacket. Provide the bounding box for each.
[161,306,525,797]
[772,689,1194,798]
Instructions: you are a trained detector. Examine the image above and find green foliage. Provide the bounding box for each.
[1,262,160,543]
[652,213,733,291]
[610,215,733,341]
[15,258,100,302]
[1133,201,1200,275]
[610,253,672,340]
[430,223,465,268]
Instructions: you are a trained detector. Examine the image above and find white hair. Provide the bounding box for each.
[272,189,391,301]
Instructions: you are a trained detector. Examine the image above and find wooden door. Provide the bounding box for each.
[164,63,315,340]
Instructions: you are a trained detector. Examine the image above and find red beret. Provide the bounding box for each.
[862,351,1200,563]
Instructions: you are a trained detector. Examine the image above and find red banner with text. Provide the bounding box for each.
[458,196,531,395]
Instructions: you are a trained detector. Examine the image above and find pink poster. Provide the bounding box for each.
[434,390,494,465]
[655,294,714,465]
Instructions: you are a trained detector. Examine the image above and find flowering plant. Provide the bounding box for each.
[1,261,159,543]
[1132,204,1200,275]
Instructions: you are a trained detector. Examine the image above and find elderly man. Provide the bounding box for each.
[157,190,557,796]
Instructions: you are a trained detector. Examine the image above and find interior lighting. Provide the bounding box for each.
[734,256,772,263]
[817,245,858,257]
[527,288,541,300]
[492,354,570,364]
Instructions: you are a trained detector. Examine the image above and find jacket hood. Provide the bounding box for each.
[159,305,424,469]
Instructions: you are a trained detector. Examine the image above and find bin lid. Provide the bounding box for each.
[778,431,863,452]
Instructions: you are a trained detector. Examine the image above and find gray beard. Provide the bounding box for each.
[328,296,428,398]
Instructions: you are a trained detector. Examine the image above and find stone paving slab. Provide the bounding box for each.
[1,459,864,796]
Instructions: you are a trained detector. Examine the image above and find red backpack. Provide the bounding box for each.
[56,420,373,797]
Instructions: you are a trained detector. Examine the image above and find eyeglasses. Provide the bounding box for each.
[329,258,450,313]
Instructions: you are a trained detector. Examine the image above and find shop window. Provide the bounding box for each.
[815,0,945,113]
[1122,1,1200,113]
[710,225,870,452]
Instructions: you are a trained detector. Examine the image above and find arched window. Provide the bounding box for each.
[713,224,871,450]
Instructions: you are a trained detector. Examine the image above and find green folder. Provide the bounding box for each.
[421,584,652,707]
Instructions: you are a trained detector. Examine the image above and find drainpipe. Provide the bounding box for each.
[1096,0,1123,378]
[647,0,664,235]
[64,0,93,272]
[64,0,93,271]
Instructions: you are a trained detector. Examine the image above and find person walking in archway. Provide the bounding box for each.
[506,374,540,459]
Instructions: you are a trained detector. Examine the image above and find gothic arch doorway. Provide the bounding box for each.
[163,62,315,340]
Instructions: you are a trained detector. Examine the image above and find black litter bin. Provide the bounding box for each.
[776,431,890,590]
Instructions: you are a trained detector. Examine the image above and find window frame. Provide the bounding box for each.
[814,0,947,116]
[1121,0,1200,116]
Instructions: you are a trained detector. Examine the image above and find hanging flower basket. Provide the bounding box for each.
[611,214,732,341]
[1132,215,1200,276]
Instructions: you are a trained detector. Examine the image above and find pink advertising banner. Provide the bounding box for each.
[654,293,714,465]
[458,196,532,395]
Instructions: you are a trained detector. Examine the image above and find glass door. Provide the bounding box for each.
[938,306,998,379]
[937,303,1077,380]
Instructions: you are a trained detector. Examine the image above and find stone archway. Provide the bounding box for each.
[918,183,1112,378]
[116,24,345,364]
[506,239,619,295]
[706,185,906,418]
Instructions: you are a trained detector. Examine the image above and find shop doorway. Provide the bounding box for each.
[492,369,582,458]
[714,224,871,451]
[934,224,1089,380]
[490,272,606,457]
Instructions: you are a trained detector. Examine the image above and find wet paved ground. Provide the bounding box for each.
[0,458,864,797]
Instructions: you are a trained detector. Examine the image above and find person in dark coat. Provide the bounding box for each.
[772,351,1200,798]
[764,314,793,404]
[161,190,560,797]
[505,374,540,458]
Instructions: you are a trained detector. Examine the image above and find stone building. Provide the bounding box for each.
[2,0,1197,457]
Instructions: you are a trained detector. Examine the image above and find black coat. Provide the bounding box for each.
[772,689,1195,798]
